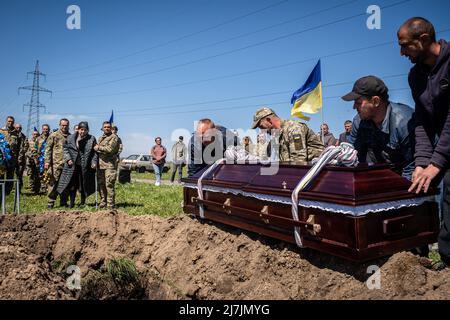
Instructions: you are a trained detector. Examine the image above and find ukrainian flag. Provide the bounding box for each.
[109,110,114,126]
[290,60,323,121]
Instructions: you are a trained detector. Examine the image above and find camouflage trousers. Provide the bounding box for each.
[98,169,117,208]
[26,161,40,194]
[48,168,66,205]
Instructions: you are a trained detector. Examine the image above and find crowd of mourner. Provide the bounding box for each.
[0,17,449,267]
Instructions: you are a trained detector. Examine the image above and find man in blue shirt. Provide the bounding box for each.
[342,76,415,180]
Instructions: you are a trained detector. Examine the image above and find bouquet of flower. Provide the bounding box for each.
[38,140,46,174]
[0,133,12,176]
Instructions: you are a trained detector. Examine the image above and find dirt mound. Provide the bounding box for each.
[0,211,449,300]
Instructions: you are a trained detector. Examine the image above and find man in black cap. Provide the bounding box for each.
[342,75,415,179]
[170,135,187,184]
[398,17,450,268]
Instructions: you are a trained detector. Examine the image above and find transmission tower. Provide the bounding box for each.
[18,60,52,136]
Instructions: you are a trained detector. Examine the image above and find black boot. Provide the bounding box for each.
[78,193,86,208]
[69,192,76,209]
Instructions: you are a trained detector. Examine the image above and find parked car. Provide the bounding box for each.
[120,154,170,173]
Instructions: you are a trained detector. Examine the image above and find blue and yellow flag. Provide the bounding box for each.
[290,60,323,121]
[109,110,114,126]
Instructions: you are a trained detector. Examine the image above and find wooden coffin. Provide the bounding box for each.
[182,163,440,262]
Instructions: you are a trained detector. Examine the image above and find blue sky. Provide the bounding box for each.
[1,0,449,158]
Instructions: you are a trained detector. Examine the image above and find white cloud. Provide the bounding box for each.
[41,113,94,122]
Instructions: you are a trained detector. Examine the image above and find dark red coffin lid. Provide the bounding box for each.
[182,163,437,206]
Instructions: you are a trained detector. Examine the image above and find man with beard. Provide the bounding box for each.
[398,17,450,267]
[44,119,70,208]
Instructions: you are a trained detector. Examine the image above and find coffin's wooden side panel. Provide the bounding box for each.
[182,187,440,262]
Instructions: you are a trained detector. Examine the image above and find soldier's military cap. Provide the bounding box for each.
[251,107,277,129]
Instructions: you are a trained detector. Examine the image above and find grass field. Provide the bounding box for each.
[3,176,184,217]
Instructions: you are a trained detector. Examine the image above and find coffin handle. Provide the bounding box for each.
[222,198,232,215]
[305,215,321,236]
[260,206,270,224]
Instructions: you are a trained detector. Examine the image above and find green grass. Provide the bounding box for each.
[3,176,184,217]
[429,249,442,264]
[104,258,139,284]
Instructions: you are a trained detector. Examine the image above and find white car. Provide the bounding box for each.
[120,154,170,173]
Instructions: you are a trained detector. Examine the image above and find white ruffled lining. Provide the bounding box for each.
[183,183,435,217]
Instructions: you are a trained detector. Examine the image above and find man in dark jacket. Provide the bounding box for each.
[188,118,237,177]
[342,76,415,179]
[398,17,450,267]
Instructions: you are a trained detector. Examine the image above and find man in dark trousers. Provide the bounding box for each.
[398,17,450,267]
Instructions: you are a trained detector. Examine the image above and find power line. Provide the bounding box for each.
[54,0,412,93]
[50,0,358,82]
[78,73,407,116]
[18,61,53,136]
[52,25,450,101]
[108,87,413,118]
[49,0,289,77]
[49,81,411,120]
[51,41,402,100]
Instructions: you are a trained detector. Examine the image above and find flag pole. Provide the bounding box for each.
[320,102,325,144]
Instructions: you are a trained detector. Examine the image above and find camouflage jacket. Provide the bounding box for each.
[45,130,69,171]
[32,133,49,163]
[97,133,120,170]
[278,120,324,163]
[0,127,20,166]
[117,135,123,156]
[255,141,269,159]
[17,132,28,166]
[26,137,38,161]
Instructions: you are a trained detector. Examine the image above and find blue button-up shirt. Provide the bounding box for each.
[348,101,415,179]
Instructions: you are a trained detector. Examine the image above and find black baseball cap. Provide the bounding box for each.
[341,76,389,101]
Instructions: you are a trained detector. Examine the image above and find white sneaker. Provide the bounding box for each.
[155,181,161,186]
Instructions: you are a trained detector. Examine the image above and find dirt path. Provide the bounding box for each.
[0,211,449,300]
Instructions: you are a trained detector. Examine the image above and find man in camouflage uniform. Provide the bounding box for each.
[251,107,324,163]
[26,129,40,194]
[111,126,123,158]
[35,124,51,193]
[0,116,20,195]
[94,121,120,209]
[14,123,28,193]
[44,119,70,208]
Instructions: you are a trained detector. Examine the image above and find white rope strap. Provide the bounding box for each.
[291,143,358,247]
[197,158,226,219]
